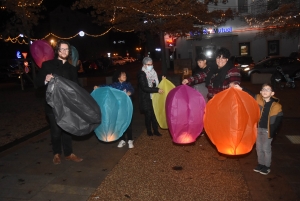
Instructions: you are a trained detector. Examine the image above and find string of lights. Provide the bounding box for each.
[2,26,134,45]
[109,5,211,25]
[244,13,300,27]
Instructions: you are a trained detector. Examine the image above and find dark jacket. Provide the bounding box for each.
[243,88,283,138]
[255,94,283,138]
[137,70,159,112]
[35,58,79,114]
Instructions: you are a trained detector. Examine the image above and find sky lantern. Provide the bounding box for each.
[152,78,175,129]
[30,40,54,68]
[46,76,101,136]
[91,87,133,142]
[70,46,79,67]
[204,87,260,155]
[166,85,206,144]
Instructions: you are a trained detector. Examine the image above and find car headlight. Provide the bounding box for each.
[243,67,250,71]
[241,65,249,68]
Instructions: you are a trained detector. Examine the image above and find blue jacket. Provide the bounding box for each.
[101,81,134,95]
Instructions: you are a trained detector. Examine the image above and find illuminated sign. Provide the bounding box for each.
[189,27,233,37]
[16,51,21,59]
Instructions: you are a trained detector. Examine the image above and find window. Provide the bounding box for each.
[238,0,248,13]
[239,42,250,56]
[268,40,279,56]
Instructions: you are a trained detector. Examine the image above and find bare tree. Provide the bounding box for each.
[73,0,234,74]
[246,0,300,39]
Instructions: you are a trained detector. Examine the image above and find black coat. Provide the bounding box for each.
[35,58,79,114]
[137,70,159,112]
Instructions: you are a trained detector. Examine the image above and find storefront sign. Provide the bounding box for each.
[189,27,232,37]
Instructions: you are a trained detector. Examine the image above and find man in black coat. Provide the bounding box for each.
[35,40,83,165]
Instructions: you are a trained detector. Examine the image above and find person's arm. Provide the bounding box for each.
[137,71,161,93]
[35,62,52,87]
[182,72,206,85]
[233,84,256,98]
[228,68,241,86]
[126,82,135,95]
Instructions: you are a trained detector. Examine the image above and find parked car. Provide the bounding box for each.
[230,56,255,77]
[289,52,300,61]
[246,56,300,79]
[123,57,136,63]
[112,58,126,66]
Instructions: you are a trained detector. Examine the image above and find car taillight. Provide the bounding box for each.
[234,62,239,67]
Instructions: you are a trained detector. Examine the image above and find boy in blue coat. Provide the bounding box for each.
[94,70,135,148]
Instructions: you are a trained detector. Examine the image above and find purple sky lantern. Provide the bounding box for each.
[166,85,206,144]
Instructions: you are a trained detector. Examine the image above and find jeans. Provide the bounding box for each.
[256,127,273,167]
[47,113,73,156]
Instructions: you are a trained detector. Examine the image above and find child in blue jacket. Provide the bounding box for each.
[94,70,135,148]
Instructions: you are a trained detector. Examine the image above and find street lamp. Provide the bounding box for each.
[50,39,56,47]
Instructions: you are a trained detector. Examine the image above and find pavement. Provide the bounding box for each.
[0,70,300,201]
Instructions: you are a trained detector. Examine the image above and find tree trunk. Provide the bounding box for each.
[160,31,167,76]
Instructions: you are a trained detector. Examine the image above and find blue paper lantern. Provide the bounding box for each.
[91,87,133,142]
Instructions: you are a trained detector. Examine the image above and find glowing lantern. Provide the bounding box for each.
[30,40,54,68]
[91,87,133,142]
[166,85,206,144]
[152,79,175,129]
[204,88,260,155]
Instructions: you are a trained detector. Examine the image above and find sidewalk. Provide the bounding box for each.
[0,76,299,200]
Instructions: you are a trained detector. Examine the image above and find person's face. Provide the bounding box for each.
[58,43,69,60]
[197,60,207,69]
[260,86,274,99]
[118,72,127,82]
[216,55,228,68]
[144,61,153,68]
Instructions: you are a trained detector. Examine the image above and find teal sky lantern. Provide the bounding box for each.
[91,87,133,142]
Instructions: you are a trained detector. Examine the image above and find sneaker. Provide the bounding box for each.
[53,154,61,165]
[128,140,134,148]
[253,164,264,173]
[259,166,271,175]
[117,140,126,148]
[65,153,83,162]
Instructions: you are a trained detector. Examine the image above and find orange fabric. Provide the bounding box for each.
[204,88,260,155]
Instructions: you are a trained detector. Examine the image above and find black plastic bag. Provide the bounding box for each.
[46,75,101,136]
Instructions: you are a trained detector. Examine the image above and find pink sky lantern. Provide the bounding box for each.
[30,40,54,68]
[204,87,260,155]
[166,85,206,144]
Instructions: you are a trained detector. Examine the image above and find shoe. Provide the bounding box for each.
[65,153,83,162]
[53,154,61,165]
[117,140,126,148]
[128,140,134,148]
[253,164,264,173]
[153,131,162,136]
[259,166,271,175]
[147,131,153,136]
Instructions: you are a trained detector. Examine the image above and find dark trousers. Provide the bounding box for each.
[120,120,133,141]
[144,106,159,133]
[47,113,73,156]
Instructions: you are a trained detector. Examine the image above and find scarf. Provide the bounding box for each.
[205,60,233,88]
[142,66,159,87]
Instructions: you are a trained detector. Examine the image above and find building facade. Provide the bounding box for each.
[174,0,300,66]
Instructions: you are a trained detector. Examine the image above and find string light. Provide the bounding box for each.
[3,26,134,44]
[110,6,211,24]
